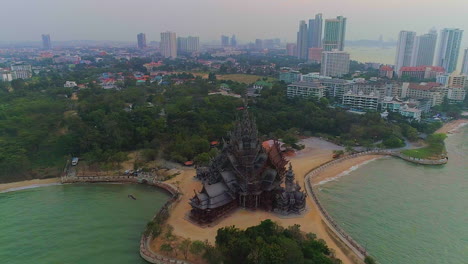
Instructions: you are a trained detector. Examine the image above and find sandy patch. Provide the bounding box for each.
[436,119,468,134]
[0,178,61,193]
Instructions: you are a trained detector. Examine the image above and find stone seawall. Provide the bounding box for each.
[61,175,139,184]
[138,181,189,264]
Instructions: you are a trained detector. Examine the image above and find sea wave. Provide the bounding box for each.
[448,122,468,134]
[315,157,382,186]
[0,183,62,194]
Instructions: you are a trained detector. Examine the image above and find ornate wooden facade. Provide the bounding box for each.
[189,108,306,224]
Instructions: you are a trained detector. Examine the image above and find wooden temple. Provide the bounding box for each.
[189,108,306,224]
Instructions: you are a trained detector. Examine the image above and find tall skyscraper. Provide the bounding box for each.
[436,28,464,73]
[42,34,51,50]
[137,33,147,49]
[411,30,437,66]
[461,48,468,75]
[308,13,323,48]
[320,50,350,77]
[395,31,416,74]
[230,35,237,47]
[221,35,229,47]
[296,20,309,60]
[177,37,188,52]
[187,36,199,52]
[323,16,346,51]
[160,31,177,59]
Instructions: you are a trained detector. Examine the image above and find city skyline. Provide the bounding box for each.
[1,0,468,46]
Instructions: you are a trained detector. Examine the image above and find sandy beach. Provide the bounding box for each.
[436,119,468,134]
[0,178,61,193]
[154,138,384,264]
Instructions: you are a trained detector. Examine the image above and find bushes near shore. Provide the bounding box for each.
[402,133,447,159]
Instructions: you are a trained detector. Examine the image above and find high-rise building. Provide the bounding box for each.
[255,39,263,50]
[160,31,177,58]
[177,36,200,52]
[137,33,147,49]
[187,36,199,52]
[435,28,463,73]
[308,13,323,48]
[461,48,468,75]
[286,43,297,56]
[221,35,229,47]
[411,30,437,66]
[323,16,346,51]
[230,35,237,47]
[177,37,188,52]
[42,34,51,50]
[320,50,350,77]
[296,20,309,60]
[394,31,416,74]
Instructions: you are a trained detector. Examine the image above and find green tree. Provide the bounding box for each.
[189,240,206,256]
[160,243,174,255]
[178,238,191,260]
[364,256,377,264]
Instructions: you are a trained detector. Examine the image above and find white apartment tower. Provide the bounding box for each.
[411,30,437,66]
[160,31,177,59]
[395,31,416,74]
[436,28,463,73]
[320,51,350,77]
[461,48,468,75]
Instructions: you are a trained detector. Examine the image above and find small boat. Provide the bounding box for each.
[128,194,136,200]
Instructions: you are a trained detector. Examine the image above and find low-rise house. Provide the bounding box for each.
[64,81,77,88]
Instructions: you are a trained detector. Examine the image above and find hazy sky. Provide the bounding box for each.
[1,0,468,46]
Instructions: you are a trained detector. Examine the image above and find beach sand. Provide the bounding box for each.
[155,138,384,264]
[0,178,61,193]
[436,119,468,134]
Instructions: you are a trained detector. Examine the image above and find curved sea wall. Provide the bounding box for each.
[304,150,447,261]
[139,181,188,264]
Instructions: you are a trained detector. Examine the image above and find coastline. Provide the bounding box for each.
[0,178,61,193]
[310,155,383,186]
[435,119,468,134]
[2,120,464,263]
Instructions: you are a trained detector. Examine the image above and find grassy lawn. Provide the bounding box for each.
[216,74,276,84]
[402,133,447,160]
[402,146,445,159]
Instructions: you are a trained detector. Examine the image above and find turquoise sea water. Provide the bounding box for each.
[317,126,468,264]
[0,184,169,264]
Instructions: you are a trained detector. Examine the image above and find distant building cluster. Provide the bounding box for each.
[281,66,467,121]
[395,28,464,75]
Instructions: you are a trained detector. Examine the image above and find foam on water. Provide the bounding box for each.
[315,157,382,186]
[0,182,62,194]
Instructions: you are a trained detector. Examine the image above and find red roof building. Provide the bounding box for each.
[399,66,445,79]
